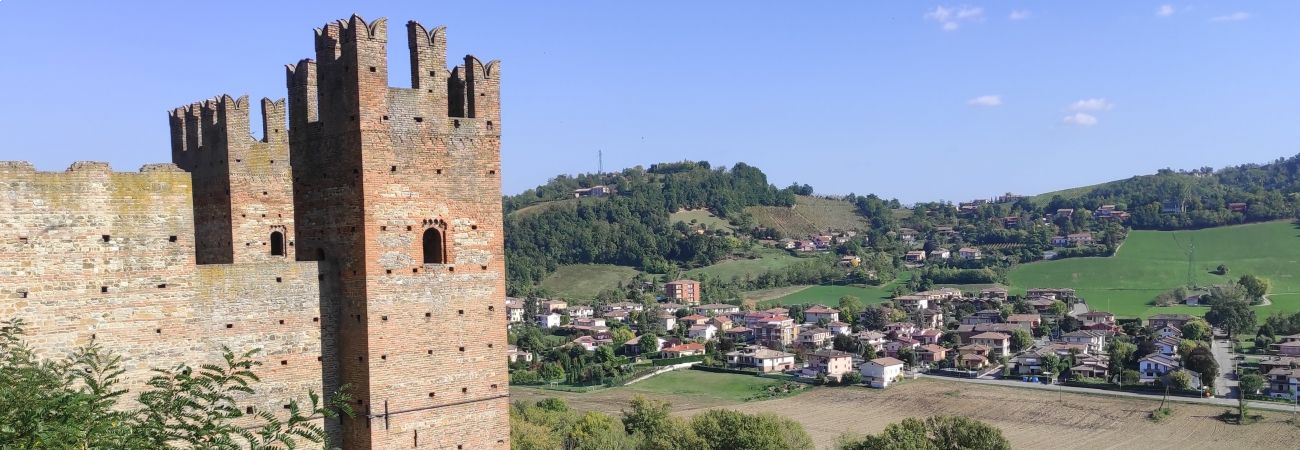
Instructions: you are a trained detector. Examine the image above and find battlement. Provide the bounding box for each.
[169,94,288,171]
[0,161,186,175]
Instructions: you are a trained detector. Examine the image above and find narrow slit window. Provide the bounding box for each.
[422,228,445,264]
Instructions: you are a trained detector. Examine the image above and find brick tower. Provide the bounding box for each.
[287,15,507,449]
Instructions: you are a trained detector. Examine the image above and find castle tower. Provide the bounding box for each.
[287,15,507,449]
[169,94,295,265]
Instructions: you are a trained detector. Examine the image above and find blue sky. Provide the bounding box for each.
[1,1,1298,203]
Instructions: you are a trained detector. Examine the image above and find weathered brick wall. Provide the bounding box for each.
[0,163,326,419]
[288,15,508,449]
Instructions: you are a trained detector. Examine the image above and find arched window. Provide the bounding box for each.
[422,228,444,264]
[270,231,285,256]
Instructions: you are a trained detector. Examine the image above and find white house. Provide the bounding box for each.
[803,305,840,324]
[725,345,796,373]
[688,323,718,341]
[1138,353,1178,384]
[861,357,906,388]
[537,312,561,329]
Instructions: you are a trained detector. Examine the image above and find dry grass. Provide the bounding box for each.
[746,196,868,237]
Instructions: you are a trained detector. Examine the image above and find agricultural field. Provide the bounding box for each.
[509,197,589,217]
[669,209,736,234]
[1009,220,1300,318]
[1028,180,1116,206]
[511,370,786,413]
[745,195,869,237]
[538,264,641,301]
[515,376,1300,450]
[686,246,807,281]
[768,284,896,307]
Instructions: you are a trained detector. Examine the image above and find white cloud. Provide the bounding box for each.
[1063,113,1098,126]
[1156,4,1176,17]
[1009,10,1031,20]
[967,95,1002,107]
[1068,98,1114,111]
[1211,12,1250,22]
[924,5,984,31]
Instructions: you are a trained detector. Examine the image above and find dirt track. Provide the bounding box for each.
[514,378,1300,449]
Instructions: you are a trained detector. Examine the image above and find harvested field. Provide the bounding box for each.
[514,376,1300,449]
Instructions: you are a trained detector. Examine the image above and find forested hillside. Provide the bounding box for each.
[504,162,801,294]
[1040,154,1300,229]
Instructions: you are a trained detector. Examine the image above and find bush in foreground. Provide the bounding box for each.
[839,415,1011,450]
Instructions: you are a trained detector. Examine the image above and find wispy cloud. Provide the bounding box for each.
[1009,10,1031,20]
[1069,98,1115,112]
[1063,112,1098,127]
[967,95,1002,107]
[1211,11,1250,22]
[1156,4,1176,17]
[924,5,985,31]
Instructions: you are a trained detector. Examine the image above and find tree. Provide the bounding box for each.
[1206,300,1257,339]
[1238,274,1269,301]
[1239,373,1265,396]
[1168,370,1192,391]
[838,296,864,326]
[1183,347,1218,390]
[1009,329,1033,353]
[688,409,814,450]
[1108,341,1137,384]
[1215,264,1229,275]
[832,334,861,354]
[1181,320,1212,341]
[0,319,352,449]
[612,327,636,347]
[639,334,660,354]
[840,415,1011,450]
[859,306,888,331]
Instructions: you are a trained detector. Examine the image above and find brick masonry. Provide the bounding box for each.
[0,14,506,450]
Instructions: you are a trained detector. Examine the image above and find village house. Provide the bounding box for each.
[919,309,944,329]
[828,321,852,336]
[567,305,594,319]
[929,249,951,260]
[1276,340,1300,357]
[572,185,612,198]
[679,314,710,326]
[958,247,982,260]
[1079,311,1116,328]
[1229,202,1248,213]
[694,303,740,316]
[957,344,991,370]
[893,295,930,311]
[1040,342,1091,357]
[623,336,666,354]
[537,312,562,329]
[708,315,733,331]
[904,250,927,263]
[861,357,906,388]
[898,228,919,244]
[1051,236,1069,246]
[962,309,1002,326]
[1006,314,1042,330]
[661,342,706,358]
[658,313,677,331]
[1148,314,1195,330]
[917,344,947,366]
[884,336,920,357]
[539,299,568,314]
[802,350,857,382]
[658,302,686,314]
[839,255,862,267]
[956,322,1027,343]
[1012,352,1046,375]
[724,326,754,343]
[688,323,718,341]
[507,345,533,363]
[981,287,1009,301]
[1155,335,1182,356]
[604,301,644,313]
[804,305,841,324]
[884,322,920,337]
[572,335,611,352]
[726,345,796,373]
[505,297,526,324]
[1026,288,1077,300]
[1155,324,1183,339]
[664,279,702,305]
[1071,354,1111,379]
[1066,232,1094,246]
[1138,353,1179,383]
[602,310,630,323]
[754,316,799,349]
[1056,208,1075,218]
[913,328,943,345]
[798,327,834,349]
[1025,298,1058,314]
[971,332,1011,357]
[1258,355,1300,374]
[856,331,888,352]
[1059,330,1109,354]
[1268,367,1300,399]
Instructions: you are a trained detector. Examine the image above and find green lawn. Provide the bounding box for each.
[1008,220,1300,318]
[540,264,641,301]
[687,247,806,281]
[669,209,735,234]
[767,272,913,306]
[624,370,782,402]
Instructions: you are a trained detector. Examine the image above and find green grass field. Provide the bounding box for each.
[624,370,783,402]
[1008,220,1300,318]
[1028,181,1116,206]
[687,247,807,281]
[539,264,642,301]
[745,195,868,237]
[669,209,736,234]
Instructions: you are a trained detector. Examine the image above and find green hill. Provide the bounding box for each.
[746,195,869,237]
[1008,220,1300,318]
[539,264,642,301]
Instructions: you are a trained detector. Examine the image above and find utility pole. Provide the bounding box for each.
[598,149,603,175]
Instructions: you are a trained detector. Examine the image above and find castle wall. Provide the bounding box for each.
[0,162,326,421]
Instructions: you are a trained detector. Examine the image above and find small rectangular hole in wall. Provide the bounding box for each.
[155,328,161,334]
[317,356,322,361]
[236,159,242,163]
[369,66,376,72]
[283,404,291,409]
[453,119,460,128]
[448,267,454,272]
[382,115,389,120]
[246,407,254,414]
[380,354,387,360]
[280,360,288,365]
[101,235,110,242]
[471,225,478,230]
[406,226,412,231]
[168,236,177,242]
[386,269,392,275]
[413,117,424,123]
[313,317,319,322]
[19,291,28,299]
[425,312,431,318]
[413,268,419,274]
[488,305,495,312]
[278,319,285,325]
[491,384,498,389]
[100,286,107,293]
[226,324,233,329]
[428,392,435,397]
[488,170,497,175]
[427,349,433,355]
[435,169,442,174]
[380,226,387,231]
[461,387,467,394]
[157,284,166,289]
[381,315,388,321]
[481,265,488,270]
[488,343,494,348]
[276,277,282,283]
[390,166,396,172]
[458,347,465,352]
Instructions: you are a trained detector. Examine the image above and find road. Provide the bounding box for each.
[919,373,1300,413]
[1210,333,1237,398]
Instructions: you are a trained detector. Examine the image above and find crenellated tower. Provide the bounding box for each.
[286,15,507,449]
[169,94,295,264]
